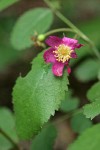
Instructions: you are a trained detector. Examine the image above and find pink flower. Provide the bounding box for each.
[43,36,83,76]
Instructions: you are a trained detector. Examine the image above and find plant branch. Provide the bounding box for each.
[45,28,76,36]
[0,128,20,150]
[44,0,100,59]
[53,108,83,125]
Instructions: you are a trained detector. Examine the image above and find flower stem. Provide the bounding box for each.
[44,0,100,59]
[45,28,76,37]
[0,128,20,150]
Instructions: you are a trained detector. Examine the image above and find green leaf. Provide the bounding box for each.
[13,51,69,139]
[68,124,100,150]
[0,0,19,11]
[83,99,100,119]
[30,124,57,150]
[60,91,79,112]
[0,134,12,150]
[87,82,100,102]
[70,114,92,134]
[83,82,100,119]
[0,107,18,150]
[74,59,100,82]
[11,8,53,50]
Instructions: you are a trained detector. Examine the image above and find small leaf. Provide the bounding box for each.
[11,8,53,50]
[70,114,92,134]
[83,99,100,119]
[87,82,100,102]
[13,51,69,139]
[60,91,79,112]
[0,107,18,150]
[68,124,100,150]
[30,124,57,150]
[0,134,13,150]
[83,82,100,119]
[74,59,100,82]
[0,0,19,11]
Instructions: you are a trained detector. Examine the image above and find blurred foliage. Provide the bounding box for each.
[78,18,100,46]
[0,107,18,150]
[83,82,100,119]
[30,124,57,150]
[74,59,100,82]
[0,0,19,11]
[0,17,22,71]
[70,114,92,134]
[11,8,53,50]
[83,99,100,119]
[87,82,100,102]
[70,17,100,66]
[60,91,79,112]
[61,0,100,19]
[68,124,100,150]
[50,0,61,9]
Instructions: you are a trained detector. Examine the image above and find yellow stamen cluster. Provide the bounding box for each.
[53,44,74,63]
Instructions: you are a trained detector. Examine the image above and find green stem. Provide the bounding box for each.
[44,0,100,59]
[54,108,83,125]
[45,28,76,36]
[0,128,20,150]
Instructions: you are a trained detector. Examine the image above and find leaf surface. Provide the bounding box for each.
[0,0,19,11]
[30,124,57,150]
[68,124,100,150]
[11,8,53,50]
[0,108,18,150]
[13,51,69,139]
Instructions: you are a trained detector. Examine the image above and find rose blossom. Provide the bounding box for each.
[43,36,83,76]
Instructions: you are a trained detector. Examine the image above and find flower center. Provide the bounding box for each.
[53,44,73,63]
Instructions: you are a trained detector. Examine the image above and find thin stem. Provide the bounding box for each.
[45,28,76,37]
[44,0,100,59]
[0,128,19,150]
[73,34,80,39]
[53,108,83,125]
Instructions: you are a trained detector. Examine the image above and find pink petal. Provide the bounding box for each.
[43,48,56,63]
[45,36,62,48]
[71,52,77,58]
[52,62,64,76]
[63,37,78,47]
[62,37,83,50]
